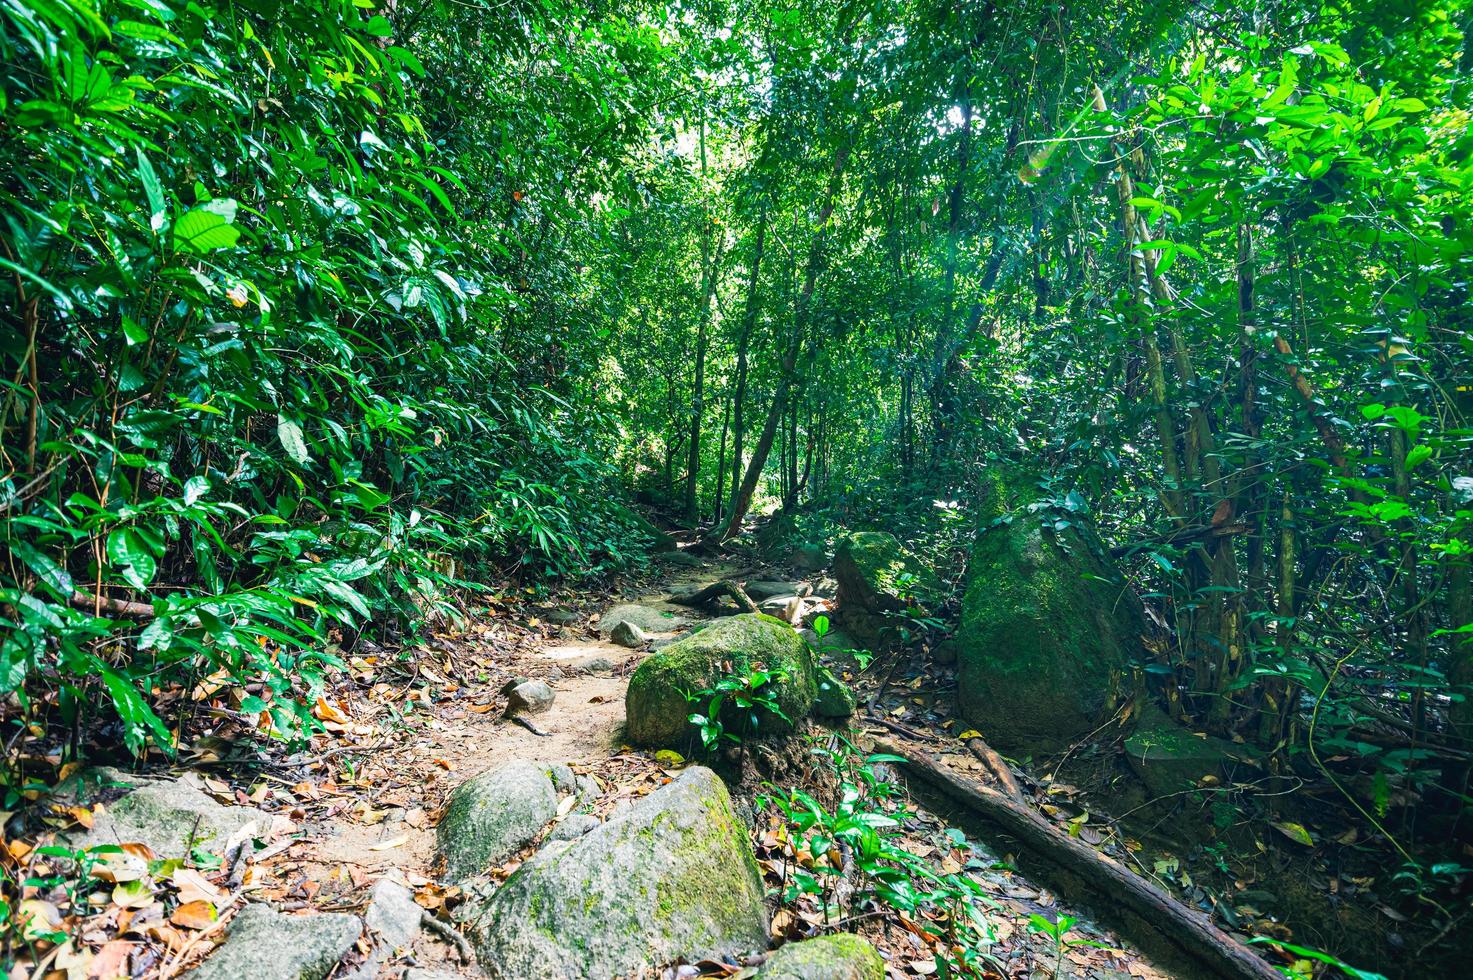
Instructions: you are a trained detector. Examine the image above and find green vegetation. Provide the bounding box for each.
[2,0,1472,974]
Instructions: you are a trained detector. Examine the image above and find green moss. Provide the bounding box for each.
[625,614,817,747]
[761,933,885,979]
[954,469,1143,750]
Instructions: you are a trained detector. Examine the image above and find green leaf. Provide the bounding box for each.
[98,668,173,756]
[1405,445,1432,470]
[1270,820,1314,846]
[107,528,157,590]
[277,416,312,465]
[8,540,74,597]
[136,148,166,233]
[173,205,239,253]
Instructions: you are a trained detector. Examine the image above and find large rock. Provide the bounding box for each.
[183,903,361,980]
[437,760,557,881]
[761,934,885,979]
[955,471,1144,750]
[598,603,685,635]
[466,766,767,978]
[1124,707,1262,798]
[66,771,269,860]
[747,580,809,601]
[625,614,817,747]
[790,543,828,572]
[833,532,939,650]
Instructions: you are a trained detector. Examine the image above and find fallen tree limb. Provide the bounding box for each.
[669,580,759,614]
[962,735,1025,803]
[874,740,1281,980]
[69,590,156,619]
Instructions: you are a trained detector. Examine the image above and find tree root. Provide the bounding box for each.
[669,580,759,614]
[420,911,476,964]
[873,739,1282,980]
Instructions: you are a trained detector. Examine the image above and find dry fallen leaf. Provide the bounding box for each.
[170,900,218,930]
[369,835,408,851]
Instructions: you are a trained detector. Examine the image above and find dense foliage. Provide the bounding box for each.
[2,0,1471,971]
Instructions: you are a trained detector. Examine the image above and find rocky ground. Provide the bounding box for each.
[21,549,1175,980]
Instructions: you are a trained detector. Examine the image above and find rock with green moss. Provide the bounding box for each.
[436,759,557,881]
[760,934,885,980]
[955,470,1144,750]
[812,667,856,719]
[64,770,268,861]
[1124,707,1261,797]
[466,766,767,978]
[625,614,817,747]
[183,904,362,980]
[833,532,939,650]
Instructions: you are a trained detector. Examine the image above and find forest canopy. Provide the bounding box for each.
[1,0,1471,975]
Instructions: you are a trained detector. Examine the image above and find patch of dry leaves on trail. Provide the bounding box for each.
[4,559,1166,980]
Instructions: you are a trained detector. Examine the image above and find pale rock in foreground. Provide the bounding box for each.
[183,904,361,980]
[466,766,767,978]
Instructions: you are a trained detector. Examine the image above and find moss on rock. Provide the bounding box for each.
[466,766,767,978]
[812,667,857,719]
[625,614,817,747]
[760,934,884,979]
[955,469,1144,750]
[1124,707,1263,797]
[833,532,939,651]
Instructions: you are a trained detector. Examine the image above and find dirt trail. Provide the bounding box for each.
[242,555,1170,980]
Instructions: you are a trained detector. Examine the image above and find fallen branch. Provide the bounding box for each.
[669,580,759,614]
[873,740,1281,980]
[69,590,156,619]
[962,735,1025,803]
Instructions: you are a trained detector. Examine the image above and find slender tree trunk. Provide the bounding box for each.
[684,117,719,523]
[726,207,766,517]
[709,142,851,544]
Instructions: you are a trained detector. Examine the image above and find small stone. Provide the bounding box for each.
[365,877,423,951]
[760,934,884,979]
[572,655,615,673]
[436,760,558,881]
[574,774,603,803]
[544,763,577,794]
[545,608,581,626]
[182,904,361,980]
[659,550,705,567]
[610,620,649,648]
[548,813,599,840]
[504,679,555,715]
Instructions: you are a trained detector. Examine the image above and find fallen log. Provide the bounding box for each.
[873,740,1281,980]
[70,590,156,620]
[669,580,759,614]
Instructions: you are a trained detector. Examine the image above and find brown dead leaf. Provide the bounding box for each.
[170,900,218,930]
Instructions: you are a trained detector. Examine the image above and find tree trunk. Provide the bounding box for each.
[708,142,851,545]
[726,207,766,518]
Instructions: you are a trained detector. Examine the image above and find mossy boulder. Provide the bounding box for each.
[183,904,362,980]
[955,471,1144,750]
[466,766,767,978]
[833,532,940,650]
[761,934,885,979]
[1124,708,1262,798]
[812,667,857,719]
[64,770,268,861]
[625,614,817,747]
[436,759,558,881]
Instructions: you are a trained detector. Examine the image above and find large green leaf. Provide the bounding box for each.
[173,204,240,253]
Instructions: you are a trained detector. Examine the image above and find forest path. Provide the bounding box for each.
[238,553,1170,980]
